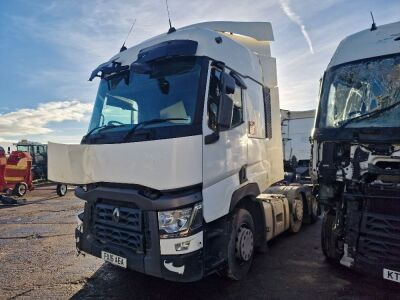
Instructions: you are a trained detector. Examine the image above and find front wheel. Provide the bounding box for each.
[321,212,343,263]
[225,208,255,280]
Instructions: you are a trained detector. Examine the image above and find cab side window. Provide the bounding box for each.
[207,68,243,130]
[207,68,221,131]
[229,85,243,128]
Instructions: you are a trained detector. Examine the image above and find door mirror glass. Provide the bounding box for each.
[217,94,234,130]
[222,72,235,94]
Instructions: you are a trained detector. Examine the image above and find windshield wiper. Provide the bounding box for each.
[123,118,189,141]
[82,124,124,143]
[338,100,400,128]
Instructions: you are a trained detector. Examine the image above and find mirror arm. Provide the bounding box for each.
[204,132,220,145]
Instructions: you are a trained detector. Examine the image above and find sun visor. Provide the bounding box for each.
[136,40,198,63]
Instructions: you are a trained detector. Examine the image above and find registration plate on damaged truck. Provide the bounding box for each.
[383,268,400,283]
[101,251,127,268]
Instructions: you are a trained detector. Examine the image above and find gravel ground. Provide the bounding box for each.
[0,186,398,299]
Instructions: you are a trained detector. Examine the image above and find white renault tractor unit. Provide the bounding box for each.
[311,21,400,283]
[48,21,318,282]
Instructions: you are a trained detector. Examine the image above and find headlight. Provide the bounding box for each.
[158,203,202,237]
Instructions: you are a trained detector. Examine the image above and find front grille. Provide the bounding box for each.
[94,203,142,231]
[94,224,143,251]
[92,202,144,252]
[364,186,400,216]
[358,213,400,264]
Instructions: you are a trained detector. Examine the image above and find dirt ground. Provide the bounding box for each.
[0,186,398,299]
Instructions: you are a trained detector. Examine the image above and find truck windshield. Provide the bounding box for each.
[318,54,400,128]
[88,56,202,133]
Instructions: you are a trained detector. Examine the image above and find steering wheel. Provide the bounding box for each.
[107,120,125,126]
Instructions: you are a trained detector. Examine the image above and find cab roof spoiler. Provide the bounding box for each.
[180,21,274,42]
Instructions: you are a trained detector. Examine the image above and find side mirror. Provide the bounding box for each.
[221,73,235,94]
[217,94,234,130]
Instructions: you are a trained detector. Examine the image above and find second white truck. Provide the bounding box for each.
[48,21,318,282]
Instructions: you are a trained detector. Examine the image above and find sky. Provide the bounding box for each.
[0,0,399,145]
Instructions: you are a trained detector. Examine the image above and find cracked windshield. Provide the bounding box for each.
[320,54,400,128]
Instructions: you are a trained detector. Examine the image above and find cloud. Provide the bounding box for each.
[279,0,314,54]
[0,100,92,137]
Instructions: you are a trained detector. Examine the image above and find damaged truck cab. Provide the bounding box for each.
[311,21,400,282]
[49,21,317,282]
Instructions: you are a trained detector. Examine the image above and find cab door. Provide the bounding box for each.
[202,65,248,222]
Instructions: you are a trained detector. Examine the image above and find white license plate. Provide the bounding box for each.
[101,251,127,268]
[383,268,400,283]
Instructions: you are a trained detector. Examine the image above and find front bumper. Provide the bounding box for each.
[343,186,400,279]
[75,185,204,282]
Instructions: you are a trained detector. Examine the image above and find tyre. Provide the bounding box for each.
[289,197,303,233]
[225,208,255,280]
[13,182,28,197]
[304,195,319,224]
[56,184,68,197]
[321,212,343,263]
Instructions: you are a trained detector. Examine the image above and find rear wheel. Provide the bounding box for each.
[304,195,319,224]
[289,198,303,233]
[56,184,68,197]
[13,183,28,197]
[321,212,343,263]
[225,208,255,280]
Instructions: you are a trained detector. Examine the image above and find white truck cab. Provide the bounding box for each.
[49,21,317,282]
[312,21,400,283]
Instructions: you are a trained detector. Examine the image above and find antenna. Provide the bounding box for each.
[165,0,176,34]
[120,18,137,52]
[370,11,377,31]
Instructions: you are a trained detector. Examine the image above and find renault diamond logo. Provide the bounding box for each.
[112,208,120,223]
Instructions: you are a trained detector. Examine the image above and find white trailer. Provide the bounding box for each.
[281,109,315,179]
[281,109,315,163]
[48,21,318,282]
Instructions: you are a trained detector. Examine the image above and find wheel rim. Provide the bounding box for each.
[60,185,67,195]
[294,199,303,221]
[18,184,26,195]
[235,225,254,262]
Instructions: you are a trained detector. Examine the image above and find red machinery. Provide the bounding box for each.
[0,149,33,197]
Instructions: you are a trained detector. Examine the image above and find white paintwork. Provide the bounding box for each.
[108,27,263,87]
[202,172,242,223]
[246,80,266,139]
[281,110,315,161]
[181,21,274,42]
[163,260,185,275]
[198,22,283,222]
[259,194,290,241]
[264,87,284,184]
[328,21,400,68]
[159,231,203,255]
[47,135,202,190]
